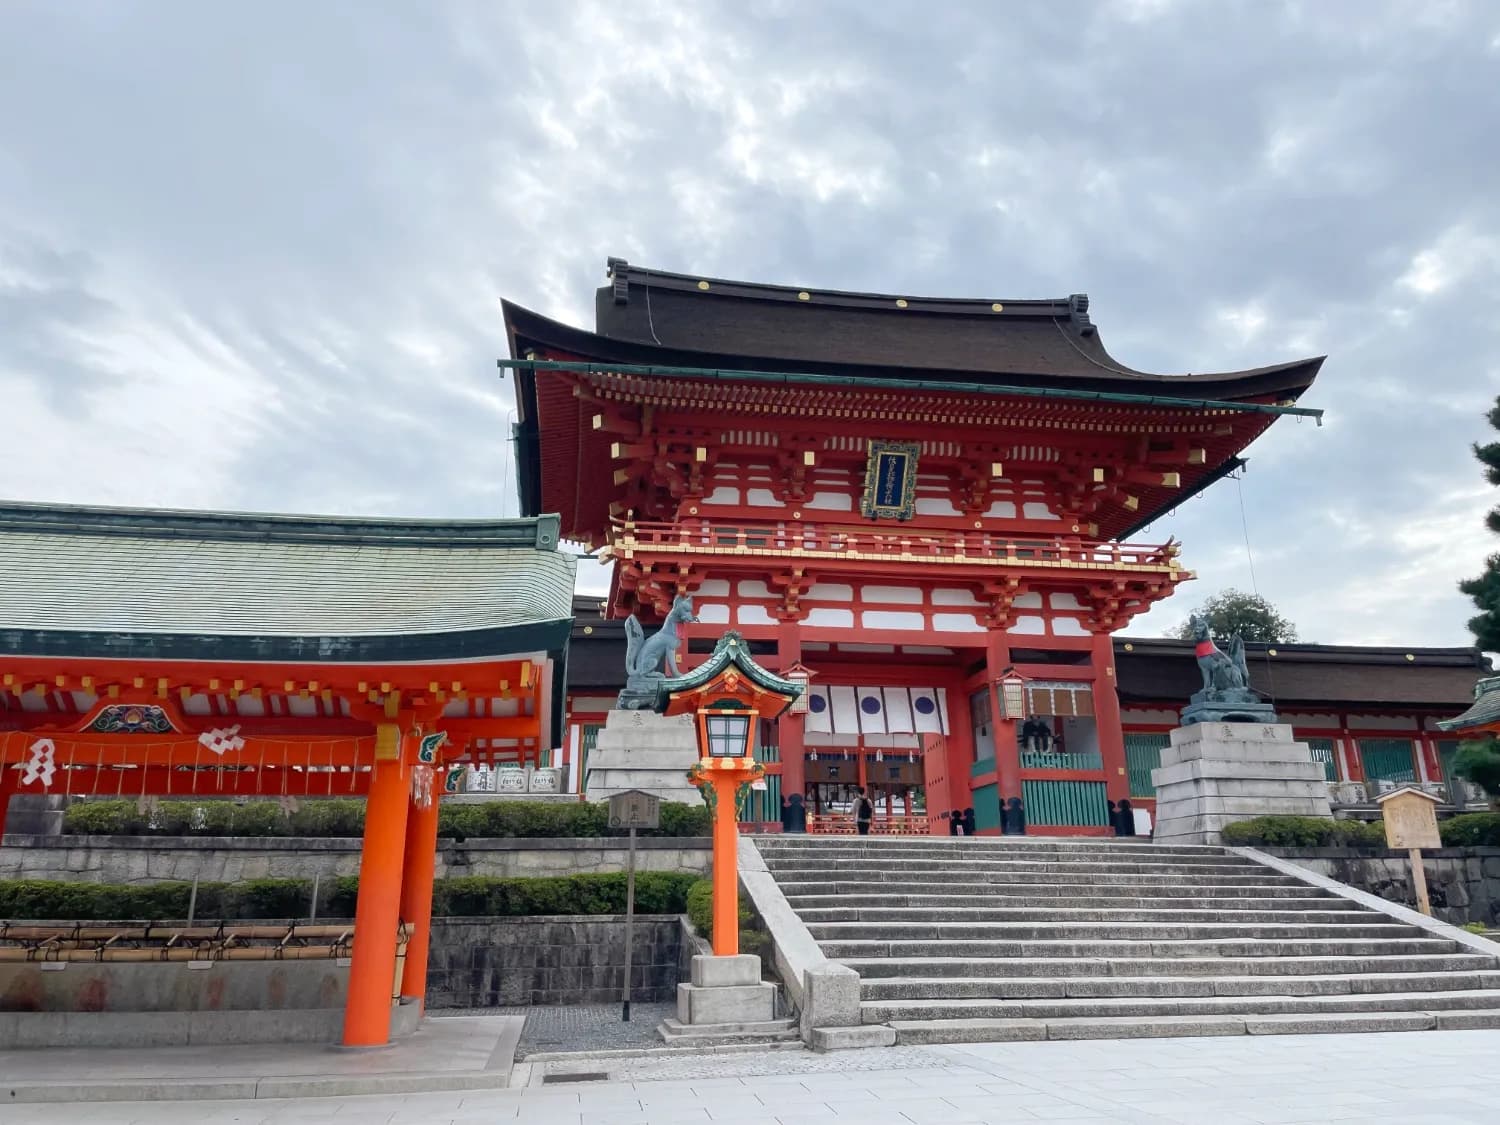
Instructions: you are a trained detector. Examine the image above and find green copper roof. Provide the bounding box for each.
[653,631,804,714]
[1437,675,1500,732]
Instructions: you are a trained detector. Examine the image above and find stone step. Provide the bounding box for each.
[819,936,1460,960]
[770,869,1303,887]
[757,840,1231,857]
[776,880,1322,900]
[808,921,1420,942]
[860,989,1500,1023]
[882,1010,1482,1045]
[795,907,1384,925]
[762,858,1266,876]
[656,1016,800,1047]
[861,970,1500,1000]
[763,860,1272,879]
[784,892,1345,910]
[842,952,1499,979]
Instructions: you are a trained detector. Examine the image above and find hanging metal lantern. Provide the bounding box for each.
[998,671,1028,720]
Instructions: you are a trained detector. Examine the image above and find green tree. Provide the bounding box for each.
[1453,737,1500,810]
[1458,396,1500,652]
[1174,588,1298,643]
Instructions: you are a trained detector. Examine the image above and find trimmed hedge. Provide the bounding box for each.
[1439,813,1500,848]
[1220,816,1389,848]
[0,871,699,922]
[60,798,711,840]
[684,877,771,964]
[1222,813,1500,849]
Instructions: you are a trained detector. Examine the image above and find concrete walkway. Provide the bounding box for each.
[0,1014,521,1103]
[3,1029,1498,1123]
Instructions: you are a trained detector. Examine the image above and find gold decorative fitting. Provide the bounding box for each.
[895,298,908,308]
[991,302,1004,312]
[1123,643,1134,652]
[1405,653,1416,661]
[1268,649,1278,657]
[583,626,594,635]
[792,511,802,519]
[697,280,710,290]
[689,506,699,515]
[797,291,810,301]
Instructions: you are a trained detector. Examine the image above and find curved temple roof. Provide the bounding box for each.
[507,258,1324,397]
[0,501,576,664]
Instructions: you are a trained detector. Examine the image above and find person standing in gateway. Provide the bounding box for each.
[854,787,873,836]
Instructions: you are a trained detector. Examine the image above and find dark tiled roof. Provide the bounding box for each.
[1117,638,1486,709]
[0,502,576,662]
[1437,676,1500,732]
[564,621,1487,711]
[579,261,1324,393]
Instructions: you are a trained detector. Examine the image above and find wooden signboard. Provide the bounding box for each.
[607,790,660,1021]
[1375,787,1443,916]
[1377,787,1442,850]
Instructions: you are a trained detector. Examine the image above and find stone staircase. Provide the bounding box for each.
[756,835,1500,1043]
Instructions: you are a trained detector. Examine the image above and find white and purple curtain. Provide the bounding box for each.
[805,685,948,735]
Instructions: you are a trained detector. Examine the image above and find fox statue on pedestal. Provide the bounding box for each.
[617,596,698,709]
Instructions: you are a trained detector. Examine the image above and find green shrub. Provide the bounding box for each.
[1220,815,1389,848]
[64,797,710,841]
[287,800,365,837]
[0,871,698,922]
[1453,739,1500,800]
[686,879,713,935]
[1440,813,1500,847]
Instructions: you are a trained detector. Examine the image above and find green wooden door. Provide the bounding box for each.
[1306,737,1337,782]
[1124,733,1170,798]
[1022,779,1110,827]
[1358,738,1416,785]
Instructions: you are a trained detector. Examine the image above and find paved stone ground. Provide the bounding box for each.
[6,1030,1500,1124]
[447,1002,677,1058]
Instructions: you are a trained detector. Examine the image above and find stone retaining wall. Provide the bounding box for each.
[426,915,684,1007]
[1264,846,1500,926]
[0,835,711,884]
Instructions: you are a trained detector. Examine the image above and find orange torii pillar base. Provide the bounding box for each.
[342,749,411,1047]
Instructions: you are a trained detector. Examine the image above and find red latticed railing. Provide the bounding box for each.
[612,519,1181,572]
[806,814,938,836]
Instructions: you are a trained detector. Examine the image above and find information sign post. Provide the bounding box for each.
[608,790,661,1021]
[1376,787,1443,916]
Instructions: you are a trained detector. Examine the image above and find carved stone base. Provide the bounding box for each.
[583,709,705,806]
[616,673,664,712]
[1181,699,1280,725]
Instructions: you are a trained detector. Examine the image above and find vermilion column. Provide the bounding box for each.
[342,740,411,1047]
[986,632,1021,805]
[398,779,441,1010]
[776,628,805,826]
[1092,632,1130,807]
[711,775,740,955]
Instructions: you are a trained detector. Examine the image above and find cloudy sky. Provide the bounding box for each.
[1,1,1497,646]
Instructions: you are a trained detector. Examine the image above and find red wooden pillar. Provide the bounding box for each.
[0,770,13,840]
[342,733,412,1048]
[776,628,806,825]
[398,783,441,1011]
[985,632,1021,804]
[1092,632,1130,806]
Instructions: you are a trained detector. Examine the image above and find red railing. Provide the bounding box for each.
[613,518,1180,572]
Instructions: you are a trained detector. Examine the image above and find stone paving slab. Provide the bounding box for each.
[0,1014,521,1103]
[449,1002,677,1058]
[4,1029,1499,1123]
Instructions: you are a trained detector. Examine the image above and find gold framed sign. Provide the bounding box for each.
[860,440,919,520]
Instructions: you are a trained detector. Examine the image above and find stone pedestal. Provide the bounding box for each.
[583,710,704,805]
[1151,722,1333,846]
[658,954,796,1045]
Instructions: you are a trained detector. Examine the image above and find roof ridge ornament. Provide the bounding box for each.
[1068,294,1095,336]
[607,257,630,305]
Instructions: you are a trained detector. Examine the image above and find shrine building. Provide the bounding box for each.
[503,259,1327,834]
[0,502,574,1045]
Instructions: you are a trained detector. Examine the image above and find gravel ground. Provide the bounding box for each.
[460,1002,679,1058]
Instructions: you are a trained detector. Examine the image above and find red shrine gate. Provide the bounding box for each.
[507,260,1322,833]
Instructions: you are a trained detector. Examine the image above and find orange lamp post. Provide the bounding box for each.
[656,631,803,957]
